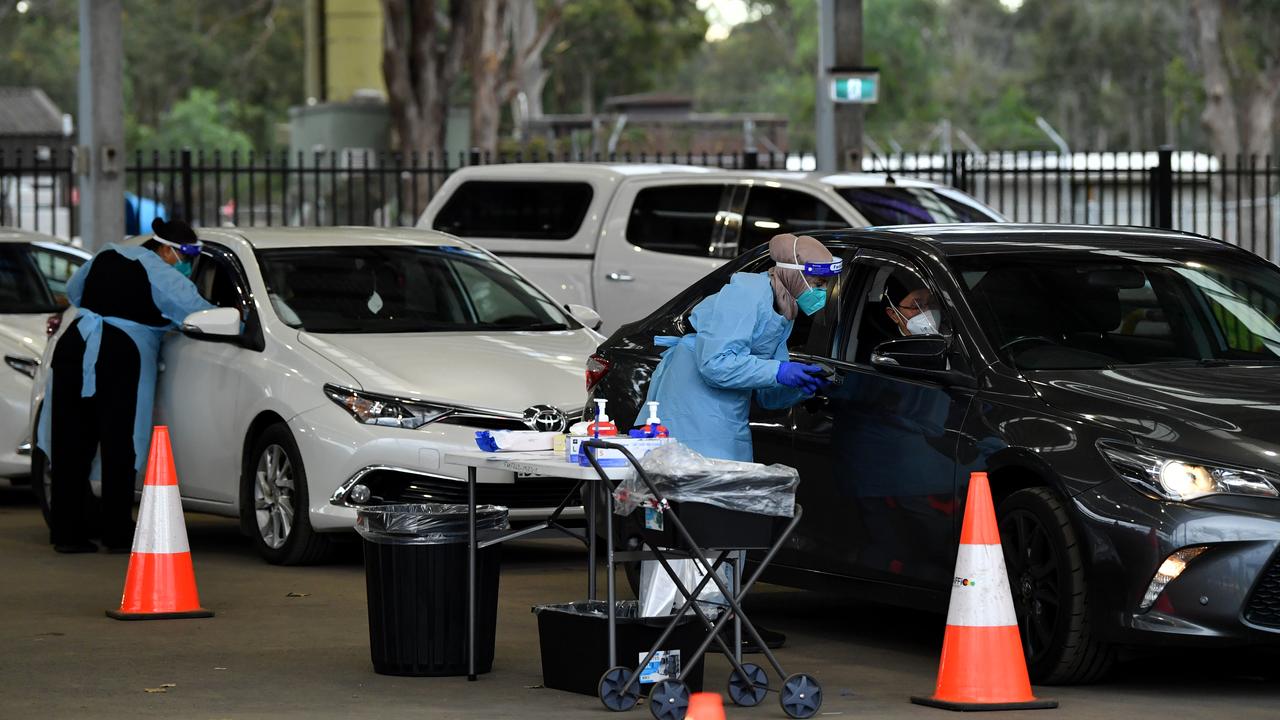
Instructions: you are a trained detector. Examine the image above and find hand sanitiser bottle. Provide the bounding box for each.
[586,399,618,438]
[638,401,669,438]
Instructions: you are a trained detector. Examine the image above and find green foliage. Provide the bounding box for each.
[0,0,303,152]
[132,88,254,157]
[543,0,708,113]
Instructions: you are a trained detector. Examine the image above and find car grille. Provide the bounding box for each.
[356,469,582,510]
[1244,558,1280,628]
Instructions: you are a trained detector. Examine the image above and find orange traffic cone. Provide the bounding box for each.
[685,692,726,720]
[911,472,1055,711]
[106,426,213,621]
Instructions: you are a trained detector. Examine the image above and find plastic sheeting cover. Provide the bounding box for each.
[613,443,800,518]
[532,600,723,626]
[355,503,510,545]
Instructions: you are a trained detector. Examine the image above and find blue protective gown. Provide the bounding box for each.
[637,272,809,461]
[36,244,215,472]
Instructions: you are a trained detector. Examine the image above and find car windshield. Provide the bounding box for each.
[256,245,571,333]
[955,249,1280,370]
[0,243,60,314]
[837,187,997,225]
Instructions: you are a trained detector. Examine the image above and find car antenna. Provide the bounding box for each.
[870,151,897,185]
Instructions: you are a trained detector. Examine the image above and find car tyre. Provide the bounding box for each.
[997,486,1115,685]
[241,423,333,565]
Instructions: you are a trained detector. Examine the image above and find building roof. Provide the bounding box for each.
[0,88,64,137]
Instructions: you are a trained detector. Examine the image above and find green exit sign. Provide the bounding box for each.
[830,71,879,104]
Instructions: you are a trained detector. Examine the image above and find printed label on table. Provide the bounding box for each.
[644,507,664,531]
[638,649,681,684]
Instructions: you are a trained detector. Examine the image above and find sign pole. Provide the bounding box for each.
[816,0,864,172]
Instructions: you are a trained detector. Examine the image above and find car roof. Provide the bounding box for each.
[831,223,1234,256]
[448,162,940,188]
[0,227,92,257]
[198,226,471,251]
[449,163,720,180]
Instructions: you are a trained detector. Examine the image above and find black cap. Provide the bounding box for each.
[151,217,198,245]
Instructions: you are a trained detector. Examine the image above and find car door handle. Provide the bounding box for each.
[606,272,634,282]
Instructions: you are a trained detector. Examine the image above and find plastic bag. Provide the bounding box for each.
[355,503,509,545]
[613,443,800,518]
[638,557,735,617]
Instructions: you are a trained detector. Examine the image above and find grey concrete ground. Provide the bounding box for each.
[3,486,1280,719]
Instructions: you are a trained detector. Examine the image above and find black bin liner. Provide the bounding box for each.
[357,503,508,677]
[532,600,713,696]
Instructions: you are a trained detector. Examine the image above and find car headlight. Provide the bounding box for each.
[323,384,454,429]
[1098,441,1280,501]
[4,355,38,379]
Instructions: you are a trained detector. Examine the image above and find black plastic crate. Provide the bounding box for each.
[533,601,709,696]
[635,500,778,550]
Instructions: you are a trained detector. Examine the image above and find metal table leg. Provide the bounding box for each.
[587,473,597,600]
[467,465,477,682]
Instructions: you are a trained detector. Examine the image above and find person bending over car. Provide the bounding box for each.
[38,219,214,553]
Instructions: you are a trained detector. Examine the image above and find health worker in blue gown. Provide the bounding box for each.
[639,233,838,462]
[39,218,215,553]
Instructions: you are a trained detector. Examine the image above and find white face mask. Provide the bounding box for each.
[906,309,941,336]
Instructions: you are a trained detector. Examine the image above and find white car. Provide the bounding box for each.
[0,229,89,485]
[418,163,1003,332]
[30,227,602,564]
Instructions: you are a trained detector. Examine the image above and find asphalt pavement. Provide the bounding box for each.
[3,486,1280,719]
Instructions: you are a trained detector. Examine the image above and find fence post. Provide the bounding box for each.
[1150,145,1173,229]
[180,148,194,223]
[468,148,481,166]
[950,152,968,193]
[742,150,758,170]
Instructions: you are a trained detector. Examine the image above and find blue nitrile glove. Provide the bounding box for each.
[776,362,826,394]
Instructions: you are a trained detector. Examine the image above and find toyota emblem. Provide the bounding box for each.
[523,405,569,433]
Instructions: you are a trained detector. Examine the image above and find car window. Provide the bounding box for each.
[192,251,246,312]
[0,244,59,313]
[28,245,85,309]
[836,187,996,225]
[843,256,945,364]
[739,187,849,252]
[626,185,728,257]
[953,250,1280,370]
[257,246,570,333]
[432,181,593,240]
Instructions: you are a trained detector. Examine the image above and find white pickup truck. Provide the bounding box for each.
[417,163,1001,332]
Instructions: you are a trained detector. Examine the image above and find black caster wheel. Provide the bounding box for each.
[599,666,641,712]
[727,662,769,707]
[649,679,690,720]
[779,673,823,719]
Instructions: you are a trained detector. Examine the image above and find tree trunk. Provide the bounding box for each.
[468,0,510,158]
[381,0,467,211]
[1191,0,1242,158]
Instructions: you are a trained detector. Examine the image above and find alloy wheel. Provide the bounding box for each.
[254,444,296,550]
[999,508,1062,666]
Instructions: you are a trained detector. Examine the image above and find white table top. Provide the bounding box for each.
[443,450,635,481]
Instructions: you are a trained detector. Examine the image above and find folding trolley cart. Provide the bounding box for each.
[581,439,823,720]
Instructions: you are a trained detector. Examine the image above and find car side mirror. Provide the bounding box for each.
[871,335,971,385]
[181,307,241,339]
[565,304,604,331]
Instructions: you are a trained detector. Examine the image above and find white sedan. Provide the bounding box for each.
[30,227,602,564]
[0,229,88,485]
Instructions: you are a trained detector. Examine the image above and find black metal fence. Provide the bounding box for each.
[2,146,1277,260]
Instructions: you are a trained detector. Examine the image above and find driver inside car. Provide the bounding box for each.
[885,279,941,336]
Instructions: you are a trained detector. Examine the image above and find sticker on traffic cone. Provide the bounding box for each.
[911,472,1055,711]
[106,426,213,621]
[685,692,726,720]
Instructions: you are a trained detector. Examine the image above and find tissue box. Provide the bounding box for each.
[577,437,674,467]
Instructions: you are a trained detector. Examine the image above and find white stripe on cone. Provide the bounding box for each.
[945,544,1018,628]
[131,485,191,554]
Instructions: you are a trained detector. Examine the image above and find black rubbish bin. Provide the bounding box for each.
[356,503,509,677]
[532,600,713,696]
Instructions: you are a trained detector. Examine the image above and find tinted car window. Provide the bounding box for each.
[433,181,593,240]
[257,246,569,333]
[28,245,85,308]
[954,250,1280,369]
[0,244,59,313]
[739,187,848,251]
[846,259,943,363]
[626,185,724,257]
[837,187,995,225]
